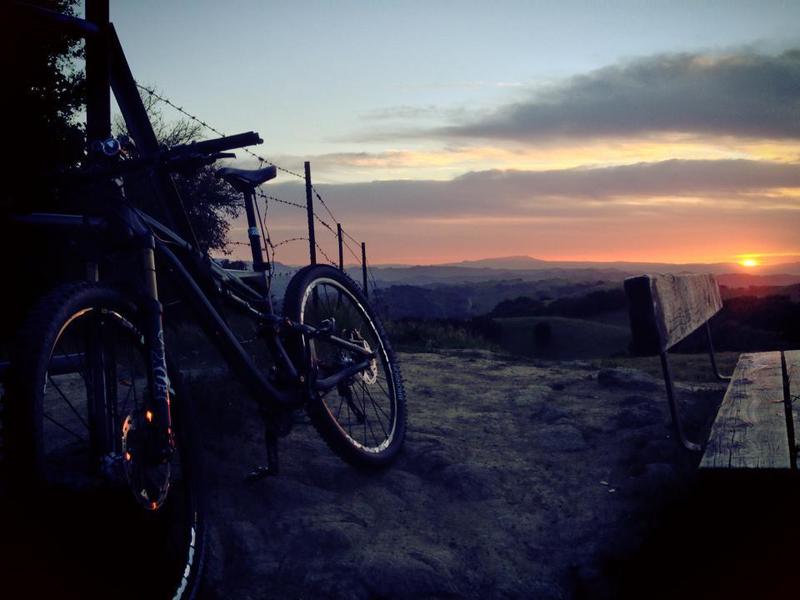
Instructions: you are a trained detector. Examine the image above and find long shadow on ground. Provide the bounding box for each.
[615,471,800,600]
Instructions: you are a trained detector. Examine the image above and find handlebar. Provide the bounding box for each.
[170,131,263,157]
[61,131,263,183]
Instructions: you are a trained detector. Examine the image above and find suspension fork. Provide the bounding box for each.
[140,233,175,460]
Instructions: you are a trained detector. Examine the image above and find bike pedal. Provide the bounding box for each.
[244,465,275,482]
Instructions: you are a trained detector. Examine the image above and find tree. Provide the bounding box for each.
[1,3,239,342]
[3,0,85,209]
[115,92,242,254]
[1,1,85,340]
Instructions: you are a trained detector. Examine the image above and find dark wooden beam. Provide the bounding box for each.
[106,24,198,246]
[12,1,100,37]
[625,273,723,353]
[85,0,110,149]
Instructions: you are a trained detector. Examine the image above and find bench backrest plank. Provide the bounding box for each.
[700,351,790,469]
[625,273,723,355]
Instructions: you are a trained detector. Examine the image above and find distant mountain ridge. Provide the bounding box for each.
[217,257,800,308]
[431,255,800,275]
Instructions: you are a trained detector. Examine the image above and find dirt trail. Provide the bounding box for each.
[196,350,725,599]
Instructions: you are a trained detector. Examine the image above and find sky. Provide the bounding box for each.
[109,1,800,266]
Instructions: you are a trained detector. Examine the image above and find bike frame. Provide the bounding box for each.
[8,2,375,463]
[15,202,376,412]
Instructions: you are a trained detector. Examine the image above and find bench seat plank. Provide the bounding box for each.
[700,351,789,469]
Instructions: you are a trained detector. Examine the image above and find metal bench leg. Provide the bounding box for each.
[781,352,797,469]
[706,322,732,382]
[660,351,702,452]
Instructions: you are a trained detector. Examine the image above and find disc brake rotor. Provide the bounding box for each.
[121,412,171,511]
[349,330,378,385]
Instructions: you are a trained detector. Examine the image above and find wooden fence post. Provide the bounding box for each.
[361,242,368,299]
[337,223,344,270]
[304,161,316,265]
[85,0,110,152]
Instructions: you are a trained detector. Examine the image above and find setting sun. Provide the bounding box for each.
[740,258,760,268]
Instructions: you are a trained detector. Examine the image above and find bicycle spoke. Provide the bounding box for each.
[363,384,389,439]
[366,382,392,423]
[357,382,382,446]
[335,393,345,420]
[58,335,91,389]
[43,412,88,443]
[47,374,89,431]
[361,384,367,445]
[120,382,135,415]
[345,393,352,437]
[321,285,335,320]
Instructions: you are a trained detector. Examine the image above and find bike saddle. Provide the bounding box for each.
[216,165,277,189]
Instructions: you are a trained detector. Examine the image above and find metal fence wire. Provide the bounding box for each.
[137,83,379,298]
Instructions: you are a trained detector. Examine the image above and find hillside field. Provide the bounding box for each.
[492,315,631,359]
[181,349,800,599]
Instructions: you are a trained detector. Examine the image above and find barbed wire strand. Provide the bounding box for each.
[136,84,308,180]
[135,83,381,284]
[253,192,275,291]
[314,242,339,268]
[341,228,360,246]
[343,242,361,265]
[255,190,305,211]
[137,83,341,226]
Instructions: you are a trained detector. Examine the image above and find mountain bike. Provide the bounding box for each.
[2,129,407,599]
[2,7,406,598]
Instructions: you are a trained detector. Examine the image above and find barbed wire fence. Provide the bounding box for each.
[136,83,383,309]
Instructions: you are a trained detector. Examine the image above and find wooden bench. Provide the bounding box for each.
[625,273,800,469]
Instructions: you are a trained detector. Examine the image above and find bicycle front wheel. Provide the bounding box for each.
[1,283,204,599]
[283,264,407,468]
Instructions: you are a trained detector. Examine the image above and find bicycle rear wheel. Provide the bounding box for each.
[283,264,406,468]
[1,283,204,599]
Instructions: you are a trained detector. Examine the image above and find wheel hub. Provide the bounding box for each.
[346,329,377,384]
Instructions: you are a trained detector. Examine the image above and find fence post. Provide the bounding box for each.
[361,242,368,299]
[85,0,110,153]
[337,223,344,271]
[304,161,316,265]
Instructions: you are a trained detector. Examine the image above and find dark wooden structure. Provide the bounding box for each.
[625,273,799,469]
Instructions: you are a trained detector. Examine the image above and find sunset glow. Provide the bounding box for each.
[113,2,800,267]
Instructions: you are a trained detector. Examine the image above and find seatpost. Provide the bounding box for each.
[242,187,267,272]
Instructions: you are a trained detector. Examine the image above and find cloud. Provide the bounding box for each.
[228,158,800,264]
[389,80,526,92]
[262,159,800,222]
[435,49,800,141]
[360,105,467,121]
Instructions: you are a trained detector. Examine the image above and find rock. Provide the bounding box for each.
[534,424,589,452]
[597,368,661,391]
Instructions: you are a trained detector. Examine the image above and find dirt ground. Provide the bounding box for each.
[189,349,800,600]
